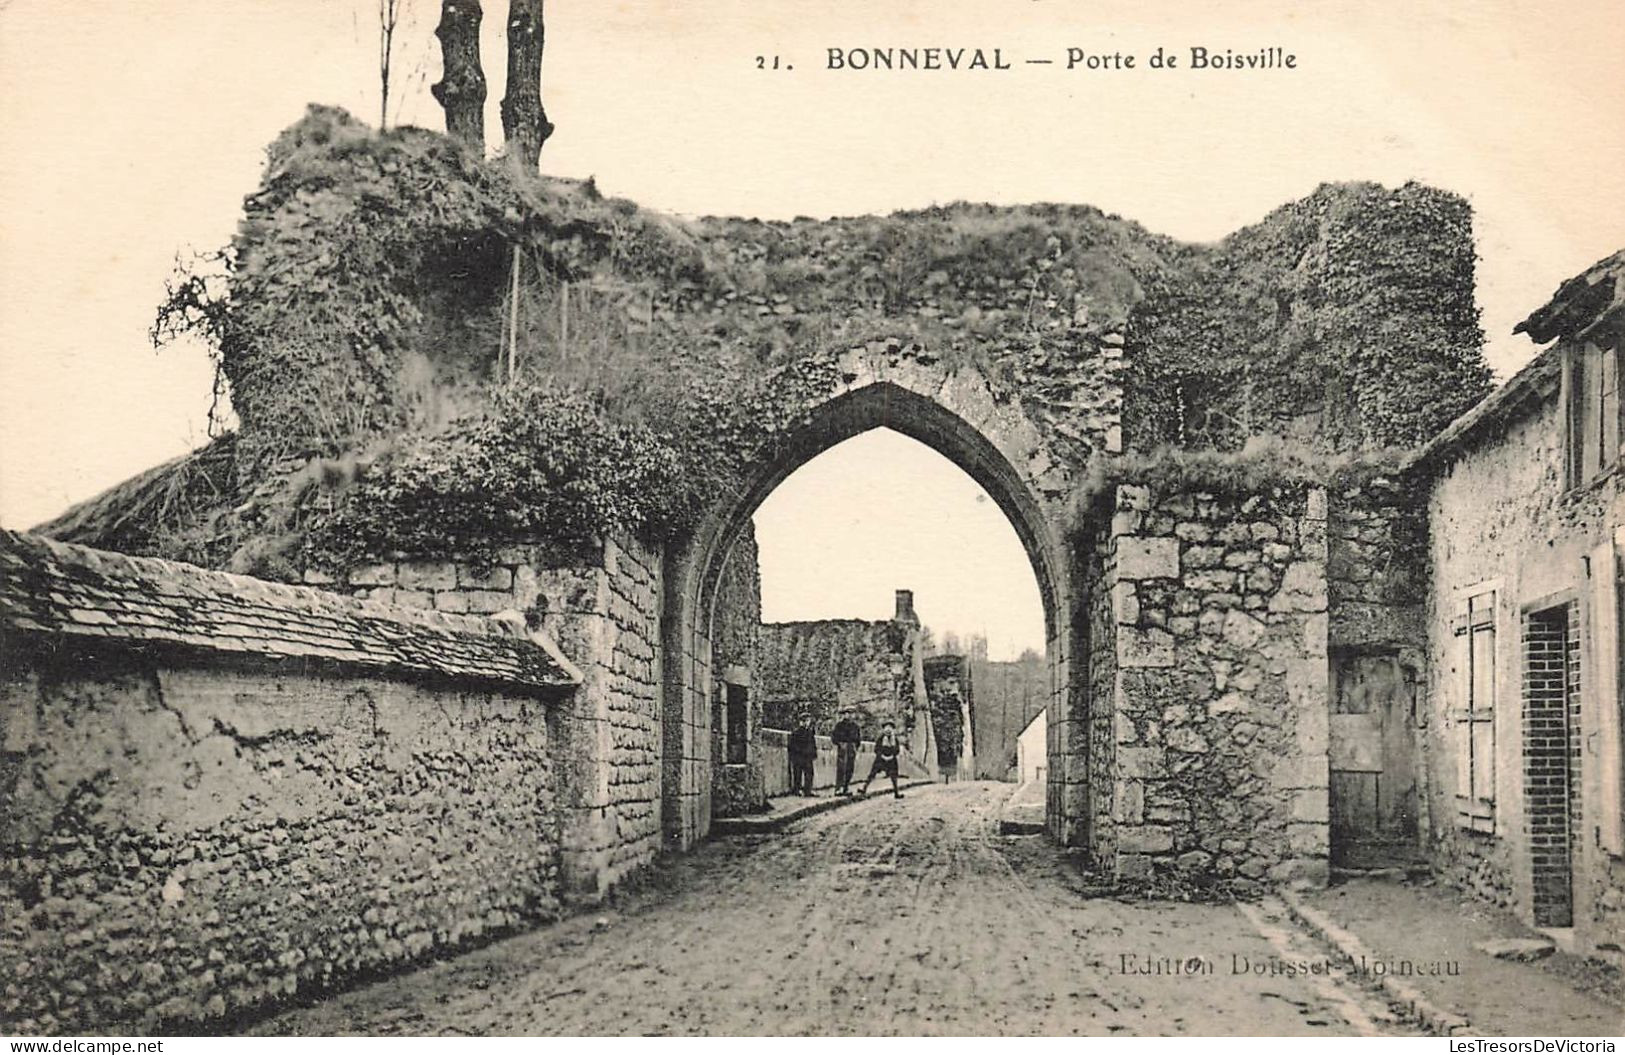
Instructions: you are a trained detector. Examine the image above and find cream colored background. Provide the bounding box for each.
[2,1,1621,656]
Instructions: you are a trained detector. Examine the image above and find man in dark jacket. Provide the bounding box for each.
[861,719,904,799]
[830,708,862,796]
[788,711,817,796]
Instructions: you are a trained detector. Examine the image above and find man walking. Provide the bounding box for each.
[860,719,904,799]
[831,707,861,796]
[788,710,817,796]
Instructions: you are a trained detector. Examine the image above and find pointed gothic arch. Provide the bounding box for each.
[659,343,1093,849]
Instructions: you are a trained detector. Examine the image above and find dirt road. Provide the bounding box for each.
[253,782,1411,1036]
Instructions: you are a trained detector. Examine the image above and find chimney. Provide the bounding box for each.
[894,589,917,625]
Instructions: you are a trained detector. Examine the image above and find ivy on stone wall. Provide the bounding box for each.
[126,107,1494,576]
[1125,182,1492,452]
[1073,437,1414,523]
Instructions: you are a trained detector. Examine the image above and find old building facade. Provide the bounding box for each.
[1411,252,1625,958]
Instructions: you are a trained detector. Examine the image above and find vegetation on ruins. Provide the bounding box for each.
[38,105,1493,578]
[1126,182,1492,450]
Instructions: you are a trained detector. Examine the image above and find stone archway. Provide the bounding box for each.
[659,341,1092,850]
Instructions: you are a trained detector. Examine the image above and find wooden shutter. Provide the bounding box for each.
[1455,592,1497,832]
[1595,535,1624,856]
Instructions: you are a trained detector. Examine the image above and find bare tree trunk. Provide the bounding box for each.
[431,0,486,148]
[378,0,400,129]
[501,0,554,169]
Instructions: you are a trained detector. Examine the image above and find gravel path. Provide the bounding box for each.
[253,782,1412,1036]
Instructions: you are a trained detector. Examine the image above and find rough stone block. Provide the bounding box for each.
[1475,937,1556,961]
[1300,612,1329,656]
[458,565,515,591]
[1117,537,1180,580]
[1222,609,1266,650]
[1111,581,1140,624]
[1287,821,1328,854]
[1119,626,1175,668]
[1176,850,1213,874]
[1115,780,1145,824]
[348,563,396,587]
[1118,825,1174,853]
[1291,788,1329,823]
[1116,853,1154,881]
[1164,727,1209,754]
[392,589,433,610]
[1268,856,1330,888]
[398,561,457,591]
[1118,746,1167,779]
[459,591,514,615]
[1117,484,1152,511]
[1268,561,1328,613]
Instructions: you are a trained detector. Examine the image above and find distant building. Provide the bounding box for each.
[1017,709,1047,786]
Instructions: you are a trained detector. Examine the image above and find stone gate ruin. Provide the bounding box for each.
[3,107,1621,1032]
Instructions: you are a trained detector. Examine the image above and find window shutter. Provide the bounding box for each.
[1594,536,1624,856]
[1455,592,1498,831]
[1452,606,1474,823]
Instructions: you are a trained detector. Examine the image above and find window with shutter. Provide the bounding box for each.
[1566,343,1624,489]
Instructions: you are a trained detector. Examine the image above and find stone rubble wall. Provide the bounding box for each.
[1093,481,1332,890]
[1328,479,1427,654]
[2,630,561,1035]
[301,534,665,902]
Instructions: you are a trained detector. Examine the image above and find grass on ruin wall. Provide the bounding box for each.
[70,106,1492,577]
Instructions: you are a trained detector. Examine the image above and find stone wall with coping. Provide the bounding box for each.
[755,618,924,740]
[0,534,573,1034]
[1091,481,1332,890]
[304,534,665,902]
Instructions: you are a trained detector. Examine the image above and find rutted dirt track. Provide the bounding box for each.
[253,783,1409,1036]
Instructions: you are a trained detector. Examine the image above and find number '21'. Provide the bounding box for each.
[755,55,789,70]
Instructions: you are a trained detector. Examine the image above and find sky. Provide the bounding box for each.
[753,429,1044,661]
[2,0,1622,659]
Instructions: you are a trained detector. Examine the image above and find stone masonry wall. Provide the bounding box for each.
[1098,481,1331,890]
[0,655,558,1034]
[710,528,765,818]
[1329,478,1428,655]
[305,534,665,901]
[923,654,972,775]
[1078,520,1116,859]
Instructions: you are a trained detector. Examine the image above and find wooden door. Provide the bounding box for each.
[1329,653,1420,867]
